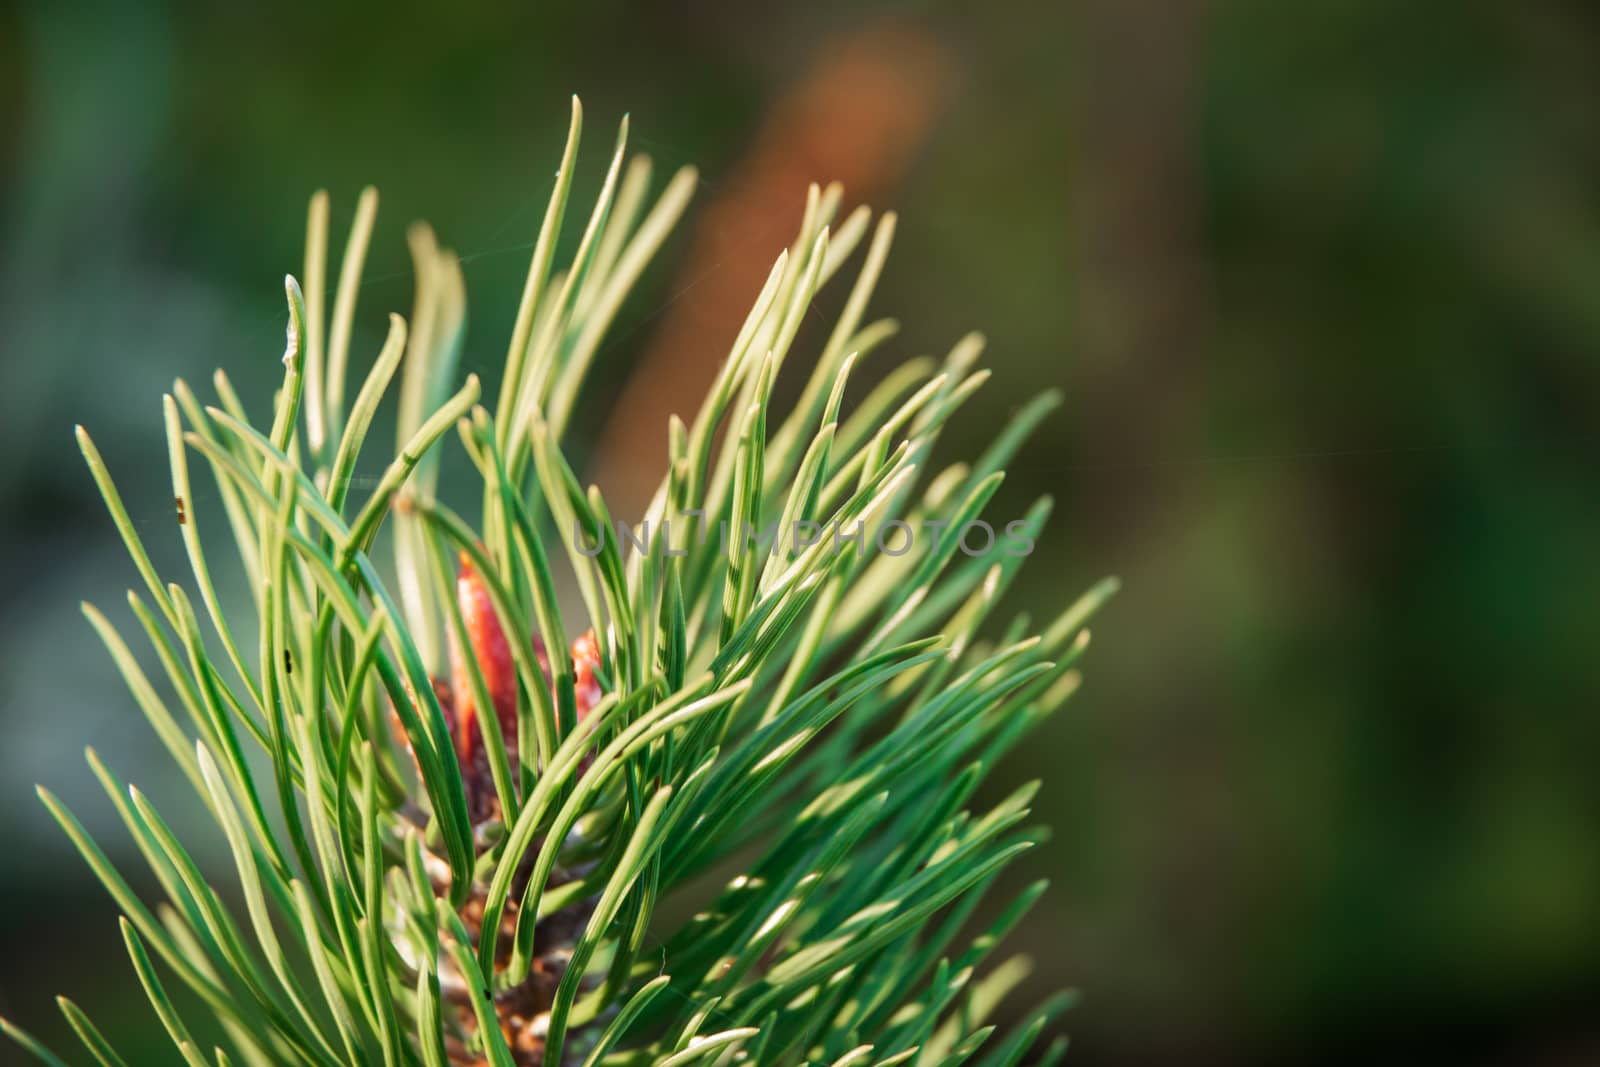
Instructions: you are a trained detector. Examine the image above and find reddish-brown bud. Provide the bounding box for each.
[450,552,517,765]
[571,629,603,721]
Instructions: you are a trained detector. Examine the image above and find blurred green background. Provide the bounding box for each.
[3,0,1598,1063]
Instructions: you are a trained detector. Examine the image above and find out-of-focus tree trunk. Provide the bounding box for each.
[1065,0,1238,1059]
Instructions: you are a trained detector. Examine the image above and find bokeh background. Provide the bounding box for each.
[3,1,1598,1063]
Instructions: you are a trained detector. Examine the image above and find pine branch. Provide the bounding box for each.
[4,97,1116,1067]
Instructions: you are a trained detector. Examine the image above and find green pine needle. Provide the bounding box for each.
[5,97,1114,1066]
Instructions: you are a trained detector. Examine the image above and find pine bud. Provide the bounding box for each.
[448,553,604,781]
[450,552,517,765]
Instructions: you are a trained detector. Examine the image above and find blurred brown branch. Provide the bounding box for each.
[593,20,954,510]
